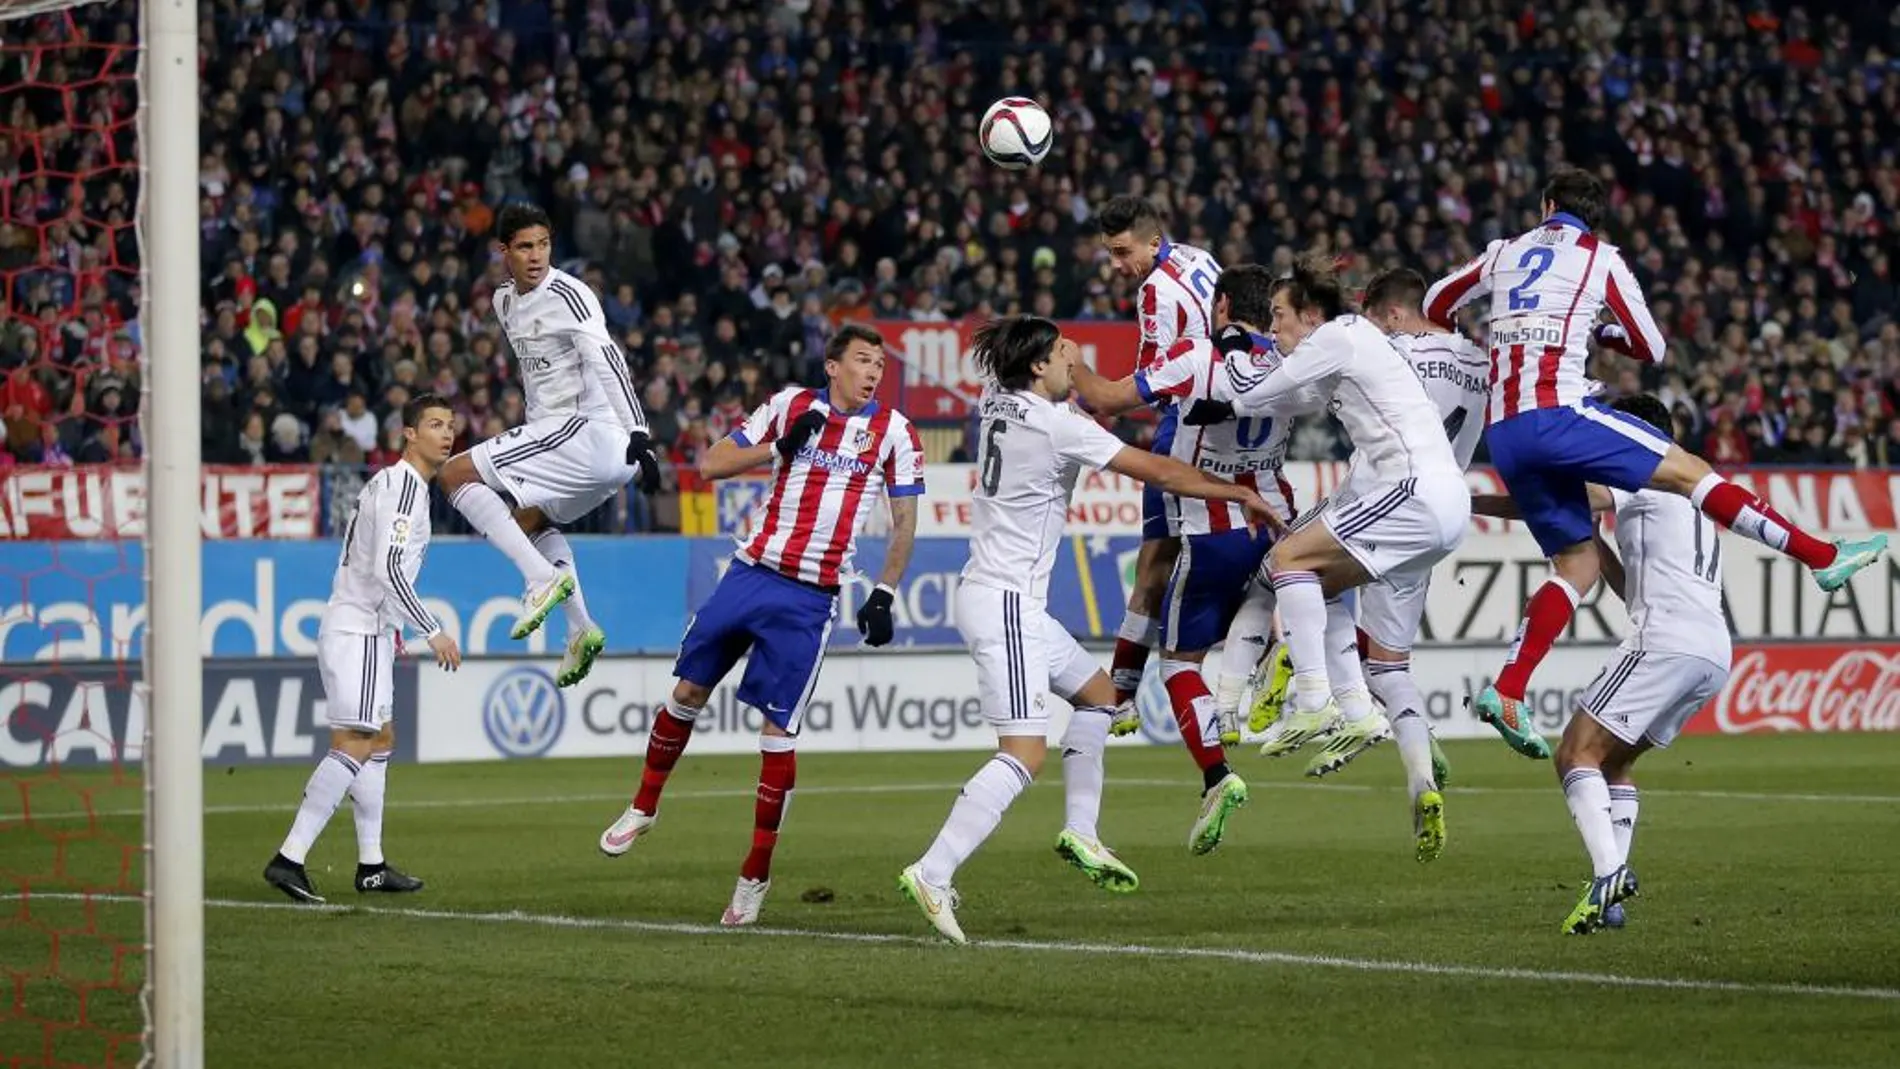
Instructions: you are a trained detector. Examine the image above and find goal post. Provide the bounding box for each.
[140,0,204,1064]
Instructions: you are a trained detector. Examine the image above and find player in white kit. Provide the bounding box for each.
[436,204,661,687]
[1217,255,1472,792]
[1070,265,1304,855]
[265,394,464,904]
[1095,197,1224,728]
[1472,394,1730,934]
[898,316,1278,945]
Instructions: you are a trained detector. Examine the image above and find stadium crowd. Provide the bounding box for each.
[5,0,1900,498]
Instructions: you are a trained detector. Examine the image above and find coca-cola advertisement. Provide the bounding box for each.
[1688,643,1900,736]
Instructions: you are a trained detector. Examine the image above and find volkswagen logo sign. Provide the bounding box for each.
[482,667,566,758]
[1136,667,1180,746]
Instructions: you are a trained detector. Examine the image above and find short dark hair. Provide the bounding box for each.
[1611,392,1672,435]
[1542,166,1607,231]
[1362,267,1428,316]
[1268,251,1348,321]
[401,391,453,429]
[495,203,553,245]
[1093,196,1162,240]
[825,323,885,362]
[971,315,1060,391]
[1214,265,1275,329]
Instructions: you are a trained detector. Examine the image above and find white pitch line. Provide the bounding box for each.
[11,776,1900,823]
[36,892,1900,1004]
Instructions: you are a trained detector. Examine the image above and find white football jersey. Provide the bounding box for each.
[1226,315,1461,491]
[1607,487,1730,664]
[1137,241,1222,372]
[1388,330,1491,471]
[324,460,440,638]
[1135,336,1296,533]
[494,266,649,437]
[1423,216,1665,424]
[962,387,1125,601]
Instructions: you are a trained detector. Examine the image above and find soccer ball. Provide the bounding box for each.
[979,97,1053,170]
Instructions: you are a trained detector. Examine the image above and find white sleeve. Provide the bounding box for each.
[372,476,440,638]
[1228,327,1349,417]
[1053,407,1126,471]
[584,335,649,436]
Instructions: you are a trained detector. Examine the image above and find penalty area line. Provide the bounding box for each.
[41,892,1900,1003]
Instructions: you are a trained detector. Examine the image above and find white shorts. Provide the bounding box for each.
[956,582,1100,738]
[319,630,396,733]
[1320,472,1470,585]
[1357,571,1431,655]
[472,416,629,525]
[1577,647,1729,748]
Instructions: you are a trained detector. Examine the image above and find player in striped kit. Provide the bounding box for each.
[597,324,923,927]
[436,204,662,688]
[264,394,463,904]
[898,316,1279,945]
[1070,265,1303,855]
[1424,168,1885,754]
[1472,395,1731,934]
[1094,197,1223,731]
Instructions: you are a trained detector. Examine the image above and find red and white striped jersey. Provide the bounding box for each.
[728,387,925,588]
[1134,336,1297,534]
[1137,240,1222,373]
[1422,214,1665,425]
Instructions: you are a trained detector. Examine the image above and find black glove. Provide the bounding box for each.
[1214,323,1252,356]
[777,409,829,461]
[856,585,896,647]
[1181,398,1237,426]
[625,431,663,494]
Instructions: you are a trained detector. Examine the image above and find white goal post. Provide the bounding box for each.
[139,0,205,1065]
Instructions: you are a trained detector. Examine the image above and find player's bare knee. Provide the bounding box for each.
[438,453,478,494]
[998,736,1047,778]
[1549,541,1602,592]
[329,727,377,762]
[1067,671,1118,711]
[1647,445,1711,496]
[671,679,713,709]
[1554,713,1614,776]
[515,508,549,535]
[372,723,396,753]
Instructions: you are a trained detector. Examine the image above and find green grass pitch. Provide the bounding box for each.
[4,733,1898,1068]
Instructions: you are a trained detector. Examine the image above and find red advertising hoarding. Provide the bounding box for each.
[0,465,320,540]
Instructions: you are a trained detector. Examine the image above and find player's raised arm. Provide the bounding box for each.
[1068,358,1150,415]
[1422,239,1504,328]
[700,387,826,481]
[1105,444,1283,534]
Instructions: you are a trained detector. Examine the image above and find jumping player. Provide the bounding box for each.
[898,315,1279,945]
[1069,265,1303,856]
[1423,167,1885,754]
[1095,197,1223,731]
[1472,395,1730,934]
[597,325,922,927]
[264,394,463,903]
[438,203,662,687]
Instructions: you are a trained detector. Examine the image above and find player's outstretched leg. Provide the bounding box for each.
[600,696,701,856]
[348,740,424,894]
[530,527,606,687]
[1479,556,1582,761]
[1258,569,1339,757]
[902,748,1038,944]
[724,732,796,926]
[441,456,572,639]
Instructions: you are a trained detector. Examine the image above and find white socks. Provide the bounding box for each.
[280,749,362,865]
[1268,570,1329,711]
[1367,660,1436,796]
[919,753,1033,886]
[1322,597,1373,723]
[1059,707,1112,841]
[451,483,556,586]
[1216,583,1277,715]
[350,752,390,865]
[1562,767,1622,878]
[532,527,595,633]
[1609,783,1639,866]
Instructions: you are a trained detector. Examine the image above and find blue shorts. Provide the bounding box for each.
[1161,528,1275,653]
[1141,406,1179,541]
[674,561,836,734]
[1486,399,1673,557]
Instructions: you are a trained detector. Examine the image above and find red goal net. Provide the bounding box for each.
[1,5,149,1066]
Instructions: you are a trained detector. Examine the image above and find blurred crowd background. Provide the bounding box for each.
[5,0,1900,532]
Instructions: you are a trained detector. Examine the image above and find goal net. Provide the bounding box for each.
[2,1,201,1065]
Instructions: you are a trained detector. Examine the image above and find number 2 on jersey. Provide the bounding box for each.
[979,420,1008,495]
[1507,247,1555,311]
